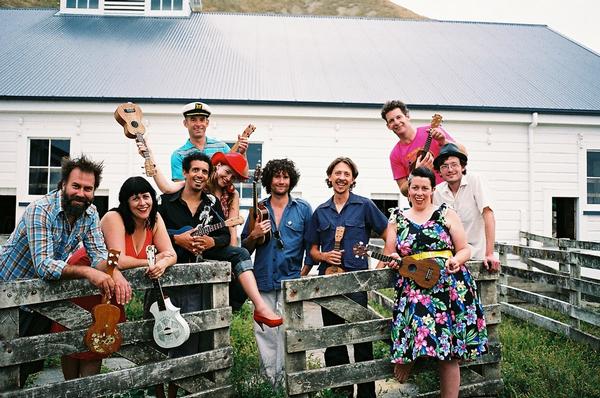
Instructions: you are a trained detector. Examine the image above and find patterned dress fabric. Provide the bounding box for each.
[390,203,488,364]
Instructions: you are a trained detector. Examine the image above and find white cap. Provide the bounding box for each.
[182,101,212,117]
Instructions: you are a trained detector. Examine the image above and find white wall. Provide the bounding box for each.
[2,100,600,244]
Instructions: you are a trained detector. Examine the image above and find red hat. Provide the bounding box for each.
[211,152,249,180]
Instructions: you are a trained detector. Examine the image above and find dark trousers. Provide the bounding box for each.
[18,309,52,387]
[203,245,250,312]
[321,291,375,398]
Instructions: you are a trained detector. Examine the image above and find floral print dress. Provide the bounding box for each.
[390,203,488,364]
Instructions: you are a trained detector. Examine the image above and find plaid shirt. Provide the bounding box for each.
[0,190,107,281]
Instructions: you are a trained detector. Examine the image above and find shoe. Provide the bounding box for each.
[253,311,283,331]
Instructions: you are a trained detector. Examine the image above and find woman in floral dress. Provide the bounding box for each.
[384,167,488,398]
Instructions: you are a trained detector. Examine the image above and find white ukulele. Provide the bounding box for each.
[147,245,191,349]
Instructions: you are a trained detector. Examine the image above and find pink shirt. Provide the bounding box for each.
[389,125,454,185]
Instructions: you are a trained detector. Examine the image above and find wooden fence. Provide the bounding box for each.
[0,261,234,397]
[496,231,600,350]
[281,263,503,397]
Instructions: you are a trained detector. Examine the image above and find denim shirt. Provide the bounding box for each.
[306,192,388,273]
[242,195,313,292]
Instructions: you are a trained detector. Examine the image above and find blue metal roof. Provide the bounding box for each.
[1,9,600,114]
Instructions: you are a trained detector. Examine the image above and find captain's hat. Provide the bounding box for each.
[182,101,212,117]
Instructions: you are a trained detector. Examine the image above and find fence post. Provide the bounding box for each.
[498,246,508,303]
[282,282,308,398]
[211,265,232,392]
[568,250,582,330]
[0,307,19,390]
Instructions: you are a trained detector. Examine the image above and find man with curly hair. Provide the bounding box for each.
[241,158,313,386]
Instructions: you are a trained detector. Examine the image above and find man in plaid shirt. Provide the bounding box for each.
[0,155,131,386]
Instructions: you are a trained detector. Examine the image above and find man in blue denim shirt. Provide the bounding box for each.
[242,158,313,386]
[305,157,387,398]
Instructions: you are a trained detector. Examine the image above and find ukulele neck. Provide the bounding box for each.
[152,278,167,312]
[365,245,394,263]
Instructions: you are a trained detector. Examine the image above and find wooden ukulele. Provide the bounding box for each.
[325,226,346,275]
[230,124,256,153]
[114,103,156,177]
[248,164,271,245]
[409,113,443,172]
[147,245,191,349]
[84,249,123,356]
[352,243,441,289]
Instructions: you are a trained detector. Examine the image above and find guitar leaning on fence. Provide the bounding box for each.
[325,226,346,275]
[84,249,123,356]
[114,102,156,177]
[248,164,271,245]
[352,243,441,289]
[147,245,191,349]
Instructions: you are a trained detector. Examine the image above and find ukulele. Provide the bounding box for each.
[114,103,156,177]
[352,243,441,289]
[147,245,191,349]
[248,164,271,245]
[409,113,443,173]
[230,124,256,153]
[84,249,123,356]
[325,226,346,275]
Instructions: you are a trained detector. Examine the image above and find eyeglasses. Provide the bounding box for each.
[273,231,284,250]
[440,162,461,171]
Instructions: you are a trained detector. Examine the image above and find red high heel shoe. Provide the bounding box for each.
[253,312,283,331]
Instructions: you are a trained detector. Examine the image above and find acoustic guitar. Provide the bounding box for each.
[248,164,270,245]
[84,249,123,356]
[147,245,191,349]
[114,103,156,177]
[325,226,346,275]
[352,243,441,289]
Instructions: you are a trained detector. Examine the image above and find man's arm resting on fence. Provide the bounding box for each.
[482,207,500,272]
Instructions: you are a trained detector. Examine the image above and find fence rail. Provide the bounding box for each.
[282,263,502,397]
[0,261,234,397]
[496,232,600,351]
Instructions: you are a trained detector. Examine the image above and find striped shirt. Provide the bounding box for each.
[0,190,107,281]
[170,137,230,180]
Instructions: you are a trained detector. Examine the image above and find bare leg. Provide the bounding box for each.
[439,359,460,398]
[393,362,414,383]
[168,382,178,398]
[238,270,279,320]
[60,356,80,380]
[78,359,102,377]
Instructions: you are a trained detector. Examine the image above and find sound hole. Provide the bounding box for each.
[131,121,139,128]
[407,263,417,273]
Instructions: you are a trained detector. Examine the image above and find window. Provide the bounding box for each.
[29,139,70,195]
[66,0,98,9]
[224,142,263,202]
[587,151,600,204]
[151,0,182,11]
[93,195,109,219]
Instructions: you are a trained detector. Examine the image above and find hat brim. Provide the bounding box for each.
[434,151,467,169]
[184,111,211,117]
[211,152,249,180]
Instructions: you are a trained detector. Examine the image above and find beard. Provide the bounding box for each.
[62,190,92,219]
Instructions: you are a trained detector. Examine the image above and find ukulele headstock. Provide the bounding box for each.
[146,245,156,267]
[115,103,145,139]
[352,242,368,258]
[107,249,120,270]
[430,113,443,130]
[253,163,262,183]
[334,226,345,242]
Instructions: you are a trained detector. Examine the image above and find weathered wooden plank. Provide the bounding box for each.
[571,251,600,271]
[0,308,19,390]
[495,243,568,263]
[416,379,504,398]
[1,347,233,398]
[0,262,231,309]
[523,257,559,274]
[0,308,231,366]
[368,290,394,312]
[478,279,497,306]
[465,261,500,281]
[282,289,307,398]
[286,344,501,396]
[519,231,559,247]
[211,282,231,387]
[30,301,91,328]
[503,265,600,297]
[504,285,571,315]
[185,385,233,398]
[501,303,600,350]
[313,296,380,323]
[286,319,390,353]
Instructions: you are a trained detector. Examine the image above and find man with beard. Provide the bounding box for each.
[170,101,250,181]
[381,100,464,196]
[305,157,388,398]
[0,155,131,386]
[241,158,313,386]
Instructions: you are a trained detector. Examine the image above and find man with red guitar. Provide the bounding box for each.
[381,100,465,196]
[170,101,252,181]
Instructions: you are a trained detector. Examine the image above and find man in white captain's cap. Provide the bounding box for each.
[170,101,251,181]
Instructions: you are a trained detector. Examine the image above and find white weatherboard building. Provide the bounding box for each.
[1,6,600,243]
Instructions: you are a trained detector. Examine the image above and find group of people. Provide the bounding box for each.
[0,99,499,398]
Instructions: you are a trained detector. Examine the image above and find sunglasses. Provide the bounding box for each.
[273,231,284,250]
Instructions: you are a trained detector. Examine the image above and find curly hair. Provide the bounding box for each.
[261,158,300,194]
[182,152,212,174]
[380,100,410,122]
[57,155,104,190]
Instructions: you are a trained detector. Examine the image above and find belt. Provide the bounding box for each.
[405,250,453,261]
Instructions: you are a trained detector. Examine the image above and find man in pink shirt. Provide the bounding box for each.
[381,100,464,196]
